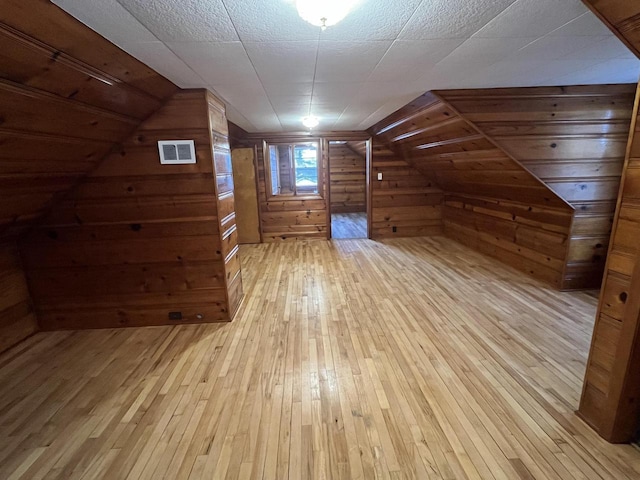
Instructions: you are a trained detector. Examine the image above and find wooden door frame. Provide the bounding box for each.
[325,136,373,240]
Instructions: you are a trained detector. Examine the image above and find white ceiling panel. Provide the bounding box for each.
[442,37,537,65]
[118,41,205,87]
[224,0,320,43]
[399,0,517,40]
[167,42,257,85]
[473,0,588,38]
[547,12,616,36]
[55,0,637,132]
[52,0,156,44]
[116,0,238,42]
[315,41,392,83]
[246,41,318,84]
[368,39,466,82]
[515,36,608,62]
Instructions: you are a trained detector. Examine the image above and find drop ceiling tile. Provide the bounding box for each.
[223,0,320,42]
[441,37,537,64]
[223,103,256,132]
[473,0,588,38]
[547,11,616,36]
[245,42,318,84]
[312,82,364,105]
[399,0,517,40]
[319,0,423,41]
[555,59,640,85]
[315,41,392,83]
[516,35,608,62]
[52,0,156,43]
[566,36,639,60]
[117,0,238,42]
[167,42,257,85]
[118,41,204,87]
[262,82,314,97]
[368,39,466,83]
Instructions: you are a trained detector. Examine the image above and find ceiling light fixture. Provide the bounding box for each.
[302,115,320,129]
[296,0,358,31]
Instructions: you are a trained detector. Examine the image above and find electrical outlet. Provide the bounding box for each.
[377,172,383,181]
[392,226,397,233]
[168,311,183,321]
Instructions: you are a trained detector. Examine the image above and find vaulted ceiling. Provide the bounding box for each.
[52,0,640,133]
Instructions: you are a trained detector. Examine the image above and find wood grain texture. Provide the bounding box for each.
[329,143,366,214]
[369,92,574,287]
[579,82,640,443]
[582,0,640,58]
[1,238,640,478]
[0,240,37,353]
[370,143,444,239]
[438,85,636,289]
[231,148,261,244]
[331,212,367,239]
[20,90,242,330]
[0,0,176,236]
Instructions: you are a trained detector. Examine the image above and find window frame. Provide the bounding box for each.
[264,139,324,200]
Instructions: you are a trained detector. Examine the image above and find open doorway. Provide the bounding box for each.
[328,140,367,239]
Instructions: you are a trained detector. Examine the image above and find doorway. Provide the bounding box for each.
[328,140,368,239]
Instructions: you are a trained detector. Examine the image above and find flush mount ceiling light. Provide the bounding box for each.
[296,0,358,30]
[302,115,320,129]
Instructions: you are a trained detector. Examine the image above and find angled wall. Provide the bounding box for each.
[438,85,636,289]
[0,0,176,350]
[21,90,243,330]
[370,92,575,288]
[0,0,177,238]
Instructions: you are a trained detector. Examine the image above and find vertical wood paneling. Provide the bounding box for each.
[0,240,37,353]
[0,0,176,236]
[438,85,636,289]
[329,143,366,214]
[21,90,240,329]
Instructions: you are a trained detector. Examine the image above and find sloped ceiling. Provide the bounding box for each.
[0,0,177,237]
[52,0,640,133]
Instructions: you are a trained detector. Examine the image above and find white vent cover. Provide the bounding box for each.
[158,140,197,165]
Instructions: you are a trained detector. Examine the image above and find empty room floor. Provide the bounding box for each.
[332,212,367,239]
[1,237,639,479]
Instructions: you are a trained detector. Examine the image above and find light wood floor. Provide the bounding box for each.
[1,237,639,479]
[331,212,367,239]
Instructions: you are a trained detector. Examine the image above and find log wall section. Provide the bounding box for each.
[21,90,242,330]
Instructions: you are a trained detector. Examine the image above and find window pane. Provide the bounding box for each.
[269,145,279,195]
[294,144,318,193]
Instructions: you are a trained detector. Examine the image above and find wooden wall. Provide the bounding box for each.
[370,142,443,239]
[21,90,242,330]
[329,143,366,213]
[579,83,640,443]
[582,0,640,58]
[238,132,367,242]
[0,239,37,353]
[369,92,575,287]
[577,0,640,443]
[438,85,636,289]
[0,0,176,238]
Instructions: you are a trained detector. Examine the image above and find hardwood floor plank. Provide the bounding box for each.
[1,237,640,479]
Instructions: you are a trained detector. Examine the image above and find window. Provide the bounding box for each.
[266,141,321,197]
